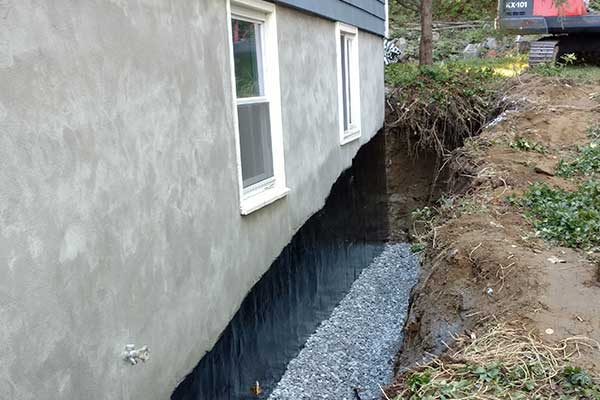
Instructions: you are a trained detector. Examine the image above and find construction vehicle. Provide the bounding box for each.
[498,0,600,64]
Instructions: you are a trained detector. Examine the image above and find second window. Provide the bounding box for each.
[336,23,361,145]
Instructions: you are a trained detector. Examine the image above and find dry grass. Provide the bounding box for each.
[386,323,600,399]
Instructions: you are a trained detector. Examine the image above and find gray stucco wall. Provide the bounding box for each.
[0,1,383,400]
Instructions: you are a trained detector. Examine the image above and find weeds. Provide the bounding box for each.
[530,64,600,83]
[510,137,546,154]
[409,242,426,254]
[588,125,600,141]
[410,196,489,252]
[556,142,600,177]
[514,181,600,249]
[386,60,509,159]
[385,323,600,400]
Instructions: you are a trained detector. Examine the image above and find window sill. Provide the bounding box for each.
[240,186,290,216]
[340,129,361,145]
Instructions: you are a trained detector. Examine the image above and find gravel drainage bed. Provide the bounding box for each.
[269,243,419,400]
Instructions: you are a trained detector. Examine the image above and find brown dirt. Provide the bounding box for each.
[391,74,600,379]
[385,131,447,242]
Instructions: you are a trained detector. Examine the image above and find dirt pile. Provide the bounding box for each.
[388,74,600,397]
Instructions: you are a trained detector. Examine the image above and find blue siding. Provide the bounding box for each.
[274,0,386,36]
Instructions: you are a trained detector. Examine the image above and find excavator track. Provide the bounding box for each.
[528,40,559,64]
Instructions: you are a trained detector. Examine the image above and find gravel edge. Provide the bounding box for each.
[269,243,419,400]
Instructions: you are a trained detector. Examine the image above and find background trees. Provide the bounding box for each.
[390,0,498,65]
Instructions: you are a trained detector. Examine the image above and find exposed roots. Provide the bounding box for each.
[385,69,508,159]
[385,65,514,198]
[386,90,492,158]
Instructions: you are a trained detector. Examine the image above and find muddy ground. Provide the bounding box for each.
[386,74,600,388]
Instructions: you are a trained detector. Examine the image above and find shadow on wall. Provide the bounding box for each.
[171,132,389,400]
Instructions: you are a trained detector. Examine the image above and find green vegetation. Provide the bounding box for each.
[386,56,525,87]
[387,324,600,400]
[589,125,600,141]
[386,59,492,87]
[386,58,524,157]
[514,181,600,249]
[388,0,508,62]
[388,24,515,63]
[409,242,426,254]
[556,142,600,177]
[530,63,600,83]
[389,0,497,25]
[400,363,600,399]
[410,195,489,251]
[506,124,600,249]
[510,137,546,154]
[433,0,497,21]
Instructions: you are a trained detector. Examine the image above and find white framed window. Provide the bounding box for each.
[227,0,288,215]
[335,22,361,145]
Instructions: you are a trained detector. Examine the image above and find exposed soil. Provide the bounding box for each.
[389,74,600,386]
[385,132,447,243]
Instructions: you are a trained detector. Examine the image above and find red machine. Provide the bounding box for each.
[533,0,587,16]
[499,0,600,63]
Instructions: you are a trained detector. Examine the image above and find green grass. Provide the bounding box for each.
[556,142,600,178]
[387,323,600,400]
[530,64,600,83]
[385,56,526,88]
[514,181,600,249]
[399,364,600,400]
[510,137,546,154]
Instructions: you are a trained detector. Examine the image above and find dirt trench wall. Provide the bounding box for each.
[384,130,448,242]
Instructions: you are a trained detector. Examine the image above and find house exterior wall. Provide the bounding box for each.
[275,0,387,36]
[0,1,384,400]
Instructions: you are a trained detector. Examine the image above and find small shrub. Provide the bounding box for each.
[530,63,564,77]
[410,242,426,254]
[556,142,600,177]
[529,54,578,78]
[561,366,600,398]
[510,137,546,154]
[517,181,600,249]
[588,125,600,140]
[411,206,435,221]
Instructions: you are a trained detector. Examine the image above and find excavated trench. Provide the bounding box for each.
[171,132,442,400]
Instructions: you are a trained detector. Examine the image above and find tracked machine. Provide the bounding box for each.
[498,0,600,64]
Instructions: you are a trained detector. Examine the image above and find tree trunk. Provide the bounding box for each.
[419,0,433,65]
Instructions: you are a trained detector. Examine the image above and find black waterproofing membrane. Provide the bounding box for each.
[172,132,389,400]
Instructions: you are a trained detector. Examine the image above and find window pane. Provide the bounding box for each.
[232,19,264,98]
[340,35,348,131]
[237,102,274,188]
[346,38,352,126]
